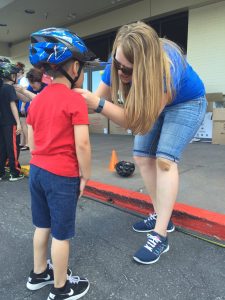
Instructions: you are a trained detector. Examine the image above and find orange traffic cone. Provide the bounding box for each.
[108,150,119,171]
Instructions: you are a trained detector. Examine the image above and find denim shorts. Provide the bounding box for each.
[29,165,80,240]
[133,96,207,162]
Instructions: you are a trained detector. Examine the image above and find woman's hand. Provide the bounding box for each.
[74,88,100,110]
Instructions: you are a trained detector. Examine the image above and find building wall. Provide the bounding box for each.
[187,1,225,93]
[8,0,225,93]
[0,42,9,57]
[10,0,219,58]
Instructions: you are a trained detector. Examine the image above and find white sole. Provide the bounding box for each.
[26,280,54,290]
[9,177,24,182]
[132,226,175,233]
[133,245,170,265]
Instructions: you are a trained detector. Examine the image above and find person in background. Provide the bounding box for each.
[75,21,207,265]
[16,62,29,150]
[0,60,24,181]
[14,68,48,151]
[26,27,99,300]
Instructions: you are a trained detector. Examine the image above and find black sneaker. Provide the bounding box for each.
[0,174,7,181]
[9,173,24,182]
[47,276,90,300]
[26,260,72,291]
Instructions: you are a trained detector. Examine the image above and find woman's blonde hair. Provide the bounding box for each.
[111,21,185,135]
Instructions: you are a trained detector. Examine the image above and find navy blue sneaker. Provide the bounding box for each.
[132,213,175,233]
[133,231,169,264]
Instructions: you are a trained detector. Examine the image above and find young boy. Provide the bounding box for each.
[0,60,24,181]
[26,27,99,300]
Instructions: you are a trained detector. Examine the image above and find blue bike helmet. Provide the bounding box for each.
[29,27,105,88]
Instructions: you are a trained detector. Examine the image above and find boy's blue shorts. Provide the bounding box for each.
[29,164,80,240]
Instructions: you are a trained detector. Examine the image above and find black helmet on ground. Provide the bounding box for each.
[115,161,135,177]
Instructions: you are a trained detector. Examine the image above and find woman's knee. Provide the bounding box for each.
[133,155,156,168]
[156,157,176,171]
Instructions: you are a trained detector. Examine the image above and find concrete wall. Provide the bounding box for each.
[187,1,225,93]
[8,0,225,81]
[0,42,9,57]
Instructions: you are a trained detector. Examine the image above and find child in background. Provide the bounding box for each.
[0,60,24,181]
[26,27,100,300]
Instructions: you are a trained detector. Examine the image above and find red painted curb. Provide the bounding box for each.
[84,180,225,241]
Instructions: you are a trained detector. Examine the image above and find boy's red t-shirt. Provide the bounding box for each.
[26,83,89,177]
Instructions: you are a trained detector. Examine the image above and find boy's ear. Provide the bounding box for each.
[72,61,79,75]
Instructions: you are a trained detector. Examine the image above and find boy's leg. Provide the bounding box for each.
[51,238,69,287]
[33,227,51,274]
[0,127,7,177]
[4,125,21,176]
[45,173,89,299]
[27,165,53,291]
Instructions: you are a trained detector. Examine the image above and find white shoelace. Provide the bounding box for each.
[144,234,161,252]
[68,275,80,284]
[144,213,157,224]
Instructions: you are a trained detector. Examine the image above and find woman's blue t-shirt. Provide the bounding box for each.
[101,45,205,106]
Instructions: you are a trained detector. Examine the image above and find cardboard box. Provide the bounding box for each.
[109,121,132,135]
[206,93,224,112]
[195,112,212,139]
[88,114,109,134]
[212,108,225,145]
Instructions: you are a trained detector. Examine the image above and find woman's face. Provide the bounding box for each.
[29,81,41,91]
[114,46,133,84]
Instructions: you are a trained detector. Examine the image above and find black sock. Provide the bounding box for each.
[57,281,67,292]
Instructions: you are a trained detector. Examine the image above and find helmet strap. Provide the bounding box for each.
[59,62,83,89]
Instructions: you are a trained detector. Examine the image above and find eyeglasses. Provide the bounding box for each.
[113,55,133,76]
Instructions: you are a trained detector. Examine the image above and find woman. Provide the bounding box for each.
[16,62,29,150]
[75,21,207,265]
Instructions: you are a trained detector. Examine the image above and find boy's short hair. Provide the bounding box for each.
[43,59,75,78]
[26,68,43,83]
[16,62,25,73]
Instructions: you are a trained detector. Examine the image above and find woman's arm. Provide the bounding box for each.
[14,85,36,102]
[75,88,126,128]
[94,81,112,100]
[87,81,112,114]
[15,92,31,103]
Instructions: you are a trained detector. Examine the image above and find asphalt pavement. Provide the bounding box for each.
[1,133,225,300]
[0,176,225,300]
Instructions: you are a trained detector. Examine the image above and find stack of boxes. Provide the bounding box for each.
[88,113,132,136]
[195,93,225,145]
